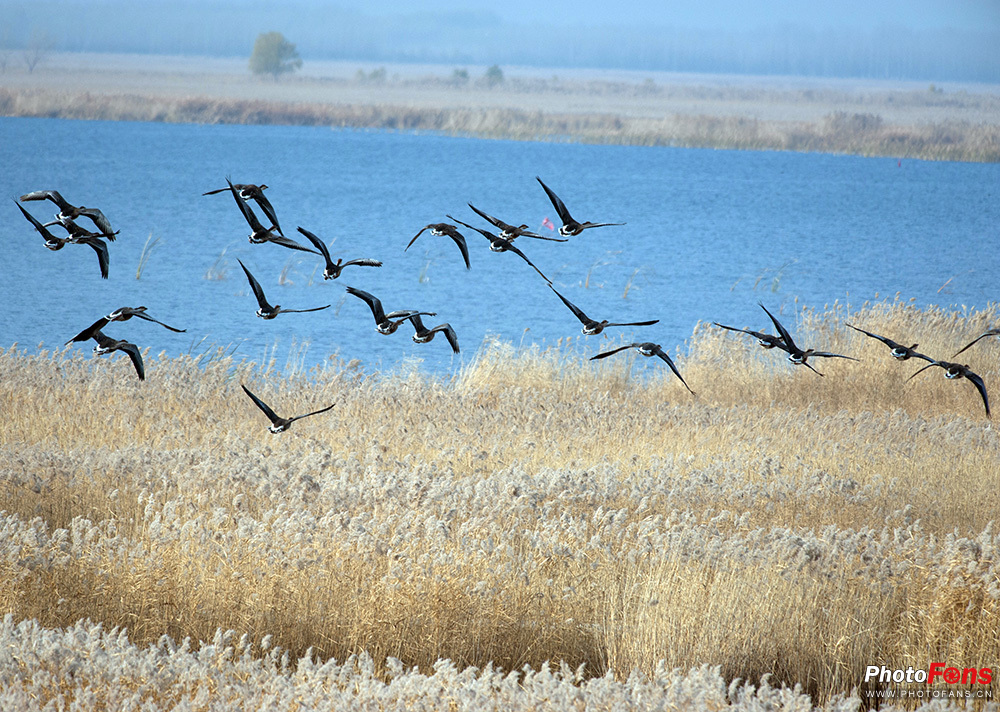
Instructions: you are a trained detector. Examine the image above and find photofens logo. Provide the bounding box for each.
[863,664,995,701]
[865,664,992,685]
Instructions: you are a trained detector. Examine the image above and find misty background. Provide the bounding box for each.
[1,0,998,83]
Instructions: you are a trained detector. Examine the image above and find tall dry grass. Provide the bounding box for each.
[1,300,998,709]
[1,86,998,161]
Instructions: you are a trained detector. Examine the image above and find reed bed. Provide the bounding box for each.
[1,300,998,710]
[2,86,998,162]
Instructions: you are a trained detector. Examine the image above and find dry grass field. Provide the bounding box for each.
[1,299,998,710]
[2,52,999,161]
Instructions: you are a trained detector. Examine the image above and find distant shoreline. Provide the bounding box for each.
[3,52,999,161]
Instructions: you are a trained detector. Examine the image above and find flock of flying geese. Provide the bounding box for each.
[14,177,994,431]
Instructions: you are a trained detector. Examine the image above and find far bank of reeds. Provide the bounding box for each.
[2,86,998,162]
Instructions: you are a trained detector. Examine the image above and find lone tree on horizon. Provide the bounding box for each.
[249,32,302,80]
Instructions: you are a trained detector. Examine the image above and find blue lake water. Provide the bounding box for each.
[2,116,998,377]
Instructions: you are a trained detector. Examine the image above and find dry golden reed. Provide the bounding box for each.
[1,85,997,162]
[1,299,998,709]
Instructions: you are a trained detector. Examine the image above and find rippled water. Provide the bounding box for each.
[2,116,998,376]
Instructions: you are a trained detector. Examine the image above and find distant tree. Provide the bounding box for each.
[249,32,302,80]
[23,28,54,74]
[484,64,504,88]
[450,68,469,86]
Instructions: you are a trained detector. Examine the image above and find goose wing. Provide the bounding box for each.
[20,189,71,211]
[649,344,695,394]
[228,178,265,232]
[241,384,282,426]
[75,207,114,237]
[288,402,336,424]
[117,341,146,381]
[405,225,433,251]
[238,259,273,312]
[964,369,991,417]
[280,305,332,314]
[14,200,62,243]
[75,237,110,279]
[265,234,321,254]
[346,286,387,323]
[758,304,797,352]
[550,287,591,325]
[500,239,550,283]
[954,328,1000,357]
[131,311,186,333]
[67,317,111,344]
[252,193,282,235]
[535,177,573,226]
[296,226,333,267]
[341,258,383,269]
[589,344,637,361]
[430,323,460,354]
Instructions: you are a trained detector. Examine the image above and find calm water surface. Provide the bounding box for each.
[2,116,998,377]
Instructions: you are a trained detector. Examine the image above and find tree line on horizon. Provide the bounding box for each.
[1,1,997,83]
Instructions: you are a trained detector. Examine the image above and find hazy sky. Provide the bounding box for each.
[4,0,998,81]
[351,0,998,31]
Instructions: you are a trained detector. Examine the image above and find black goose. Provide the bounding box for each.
[448,215,552,283]
[238,259,330,319]
[590,342,694,394]
[227,179,318,254]
[550,286,658,335]
[467,203,567,242]
[535,176,625,237]
[57,215,119,241]
[713,322,786,350]
[205,182,282,235]
[296,227,383,280]
[759,303,858,376]
[405,222,471,270]
[241,384,334,433]
[15,199,69,251]
[16,200,109,278]
[345,286,436,335]
[104,306,186,333]
[846,324,933,362]
[20,189,116,237]
[908,360,990,417]
[402,313,460,354]
[66,322,144,381]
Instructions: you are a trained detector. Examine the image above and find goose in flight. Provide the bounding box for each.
[550,286,658,335]
[846,324,933,362]
[345,286,437,335]
[66,321,145,381]
[590,342,694,394]
[908,360,990,417]
[405,222,471,270]
[205,182,282,235]
[238,259,330,319]
[759,303,858,376]
[296,226,383,280]
[467,203,567,242]
[402,313,460,354]
[713,322,786,350]
[15,200,109,278]
[536,176,625,237]
[448,215,551,283]
[20,189,116,238]
[15,199,69,250]
[241,384,334,433]
[227,179,318,254]
[103,306,186,333]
